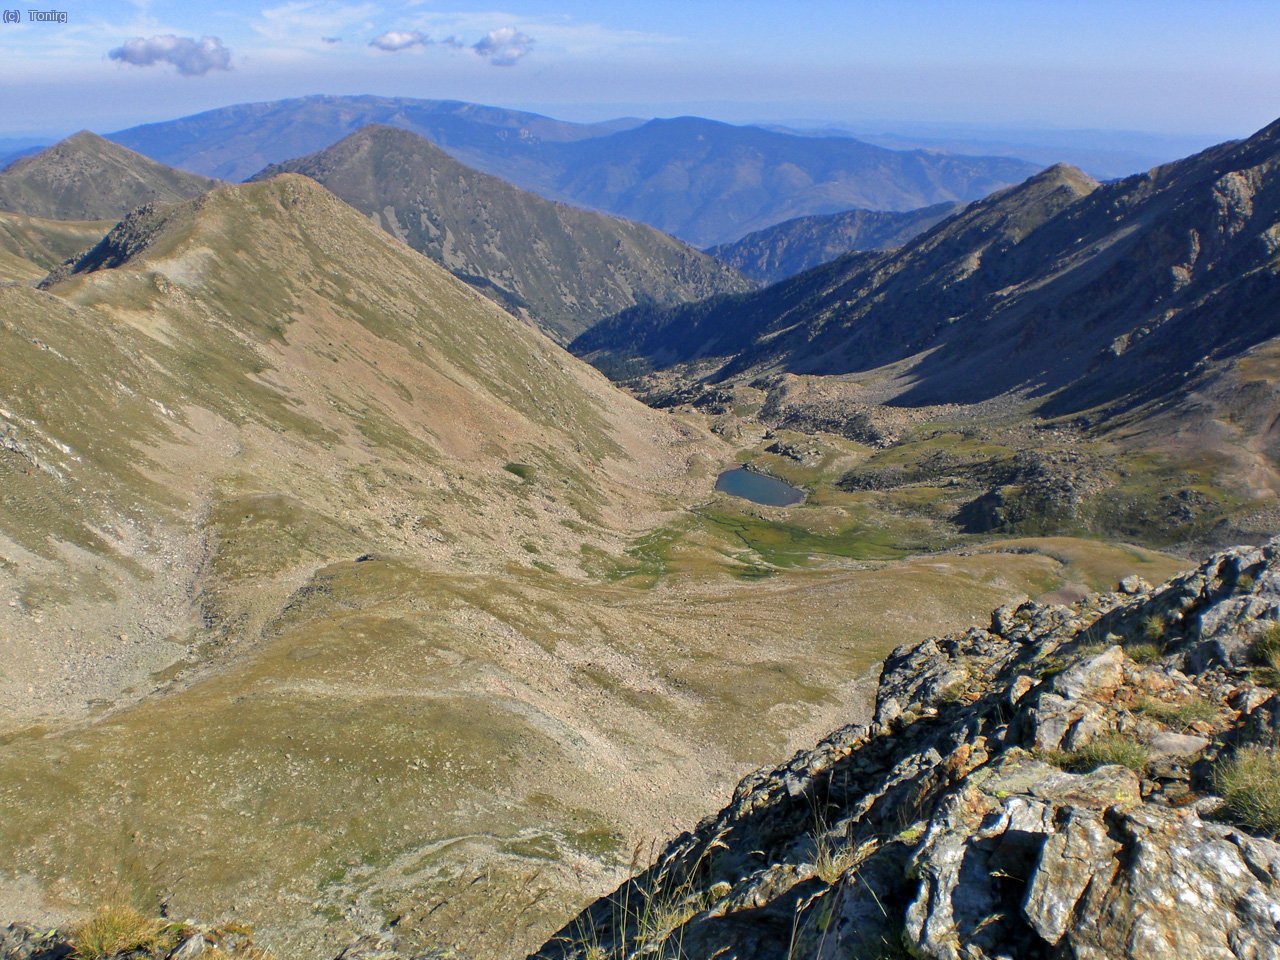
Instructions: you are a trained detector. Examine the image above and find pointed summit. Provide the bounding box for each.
[0,131,218,220]
[252,124,752,341]
[1026,161,1097,189]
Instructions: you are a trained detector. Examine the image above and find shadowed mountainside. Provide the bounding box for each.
[251,125,753,341]
[576,115,1280,420]
[572,162,1096,380]
[705,201,963,283]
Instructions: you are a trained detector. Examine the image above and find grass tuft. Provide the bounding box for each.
[565,835,725,960]
[1124,642,1163,664]
[1213,747,1280,836]
[1044,733,1149,774]
[1140,614,1167,644]
[69,903,173,960]
[1135,694,1216,731]
[810,831,862,885]
[1249,624,1280,685]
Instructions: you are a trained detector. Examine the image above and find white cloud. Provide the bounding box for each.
[472,26,533,66]
[390,11,680,59]
[369,30,432,52]
[107,35,232,76]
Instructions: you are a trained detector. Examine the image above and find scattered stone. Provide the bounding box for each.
[0,924,71,960]
[1147,730,1210,759]
[1120,574,1151,594]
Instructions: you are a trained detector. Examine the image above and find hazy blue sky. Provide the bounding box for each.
[1,0,1277,138]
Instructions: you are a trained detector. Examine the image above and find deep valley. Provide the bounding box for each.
[1,60,1278,960]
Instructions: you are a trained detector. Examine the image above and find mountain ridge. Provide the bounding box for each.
[0,170,745,956]
[106,95,1041,245]
[249,124,753,341]
[0,131,218,220]
[531,115,1041,245]
[109,93,639,181]
[574,115,1280,421]
[572,161,1099,374]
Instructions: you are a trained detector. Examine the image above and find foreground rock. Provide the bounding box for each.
[7,542,1279,960]
[531,540,1280,959]
[0,918,457,960]
[0,916,273,960]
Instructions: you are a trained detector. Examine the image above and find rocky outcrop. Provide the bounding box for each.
[0,132,216,221]
[38,201,185,286]
[0,918,274,960]
[531,540,1280,960]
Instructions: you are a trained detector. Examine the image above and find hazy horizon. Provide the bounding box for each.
[1,1,1276,142]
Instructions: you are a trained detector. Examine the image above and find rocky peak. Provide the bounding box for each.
[55,129,108,150]
[531,540,1280,960]
[1023,160,1096,189]
[0,131,217,220]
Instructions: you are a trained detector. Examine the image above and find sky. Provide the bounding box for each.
[1,0,1278,140]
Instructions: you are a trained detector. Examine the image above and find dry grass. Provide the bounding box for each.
[811,836,860,886]
[1124,642,1163,664]
[66,904,277,960]
[810,824,876,886]
[1140,614,1167,644]
[69,903,175,960]
[565,836,726,960]
[1044,733,1150,774]
[1213,747,1280,836]
[1249,624,1280,685]
[1135,694,1217,731]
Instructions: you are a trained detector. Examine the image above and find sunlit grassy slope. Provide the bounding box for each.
[0,175,1186,958]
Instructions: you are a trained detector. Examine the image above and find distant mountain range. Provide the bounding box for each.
[107,95,1041,245]
[0,132,217,220]
[252,125,752,341]
[516,116,1038,247]
[765,121,1229,181]
[0,137,45,170]
[705,202,962,283]
[0,123,749,341]
[109,95,640,183]
[575,115,1280,419]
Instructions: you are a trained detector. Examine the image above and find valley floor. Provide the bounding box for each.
[0,401,1189,958]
